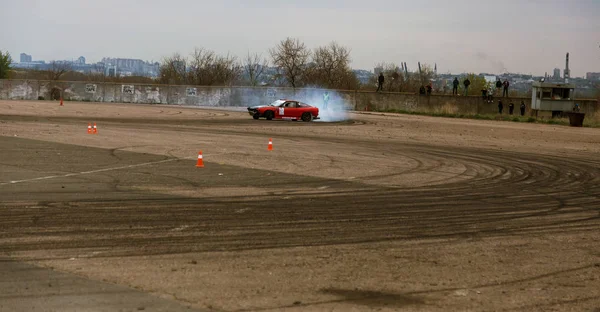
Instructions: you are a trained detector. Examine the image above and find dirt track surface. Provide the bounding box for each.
[1,100,599,311]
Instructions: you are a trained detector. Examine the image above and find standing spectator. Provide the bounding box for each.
[463,78,471,96]
[498,100,504,114]
[495,79,502,90]
[508,102,515,115]
[377,73,385,92]
[481,88,487,99]
[426,83,432,95]
[503,79,510,97]
[520,101,526,116]
[452,77,459,95]
[323,91,330,109]
[419,85,426,95]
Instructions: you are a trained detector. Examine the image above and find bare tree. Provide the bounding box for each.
[244,52,268,86]
[187,48,240,86]
[90,63,107,82]
[270,37,311,88]
[188,48,214,85]
[208,52,241,86]
[159,53,188,85]
[47,61,72,80]
[314,42,350,86]
[306,42,358,89]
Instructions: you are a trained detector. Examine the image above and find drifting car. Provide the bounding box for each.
[247,99,320,122]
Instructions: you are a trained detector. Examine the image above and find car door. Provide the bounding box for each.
[277,101,299,119]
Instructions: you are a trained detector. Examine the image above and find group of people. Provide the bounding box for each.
[498,100,526,116]
[451,77,511,98]
[363,73,531,116]
[377,73,514,99]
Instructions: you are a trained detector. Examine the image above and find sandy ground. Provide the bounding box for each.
[0,100,599,312]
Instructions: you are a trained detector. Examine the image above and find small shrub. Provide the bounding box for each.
[512,117,520,122]
[37,96,45,100]
[527,117,536,123]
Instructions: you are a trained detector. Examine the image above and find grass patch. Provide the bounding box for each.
[372,109,600,128]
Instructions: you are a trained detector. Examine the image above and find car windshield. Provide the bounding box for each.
[269,100,285,106]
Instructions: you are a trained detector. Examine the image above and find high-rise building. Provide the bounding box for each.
[586,72,600,80]
[20,53,32,63]
[553,68,560,80]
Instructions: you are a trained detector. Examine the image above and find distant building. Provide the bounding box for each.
[553,68,561,80]
[20,53,32,63]
[106,65,117,77]
[586,72,600,81]
[101,57,160,77]
[77,56,86,65]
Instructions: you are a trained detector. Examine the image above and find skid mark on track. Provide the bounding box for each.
[0,158,182,186]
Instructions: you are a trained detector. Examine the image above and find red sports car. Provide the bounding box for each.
[247,99,320,122]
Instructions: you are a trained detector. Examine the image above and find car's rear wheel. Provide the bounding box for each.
[252,112,260,120]
[301,112,313,122]
[265,110,274,120]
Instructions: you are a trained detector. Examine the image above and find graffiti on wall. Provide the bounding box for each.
[85,84,97,93]
[146,86,161,103]
[186,87,197,97]
[122,85,134,94]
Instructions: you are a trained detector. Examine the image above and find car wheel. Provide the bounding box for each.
[252,112,260,120]
[301,112,313,122]
[265,111,274,120]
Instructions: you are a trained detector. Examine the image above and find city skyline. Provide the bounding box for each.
[2,0,599,77]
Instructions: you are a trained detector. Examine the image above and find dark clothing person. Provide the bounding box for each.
[520,101,526,116]
[426,84,432,95]
[463,78,471,96]
[496,80,502,89]
[452,78,459,95]
[503,80,510,97]
[508,102,515,115]
[498,100,503,114]
[481,89,488,99]
[377,73,385,92]
[419,85,426,95]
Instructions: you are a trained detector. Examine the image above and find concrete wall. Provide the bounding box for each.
[1,79,597,116]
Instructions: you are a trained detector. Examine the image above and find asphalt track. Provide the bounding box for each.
[2,134,600,257]
[1,103,600,311]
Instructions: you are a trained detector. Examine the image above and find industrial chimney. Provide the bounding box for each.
[564,52,570,83]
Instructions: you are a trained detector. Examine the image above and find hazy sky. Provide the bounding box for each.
[2,0,599,76]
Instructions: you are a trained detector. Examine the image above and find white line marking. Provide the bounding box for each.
[0,158,184,186]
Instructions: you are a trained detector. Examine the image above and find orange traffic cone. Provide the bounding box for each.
[92,123,98,134]
[196,151,204,168]
[87,123,92,134]
[60,98,64,106]
[268,138,273,151]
